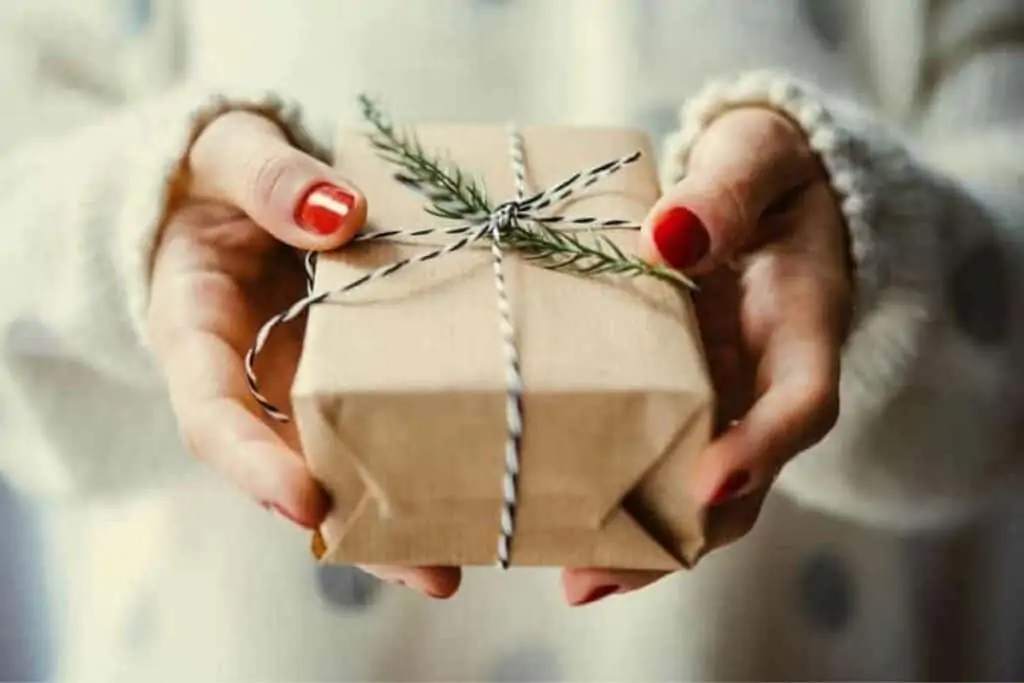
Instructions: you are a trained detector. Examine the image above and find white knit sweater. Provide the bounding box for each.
[0,1,1021,680]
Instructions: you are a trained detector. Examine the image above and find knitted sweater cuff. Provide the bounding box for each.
[662,71,945,411]
[116,89,332,349]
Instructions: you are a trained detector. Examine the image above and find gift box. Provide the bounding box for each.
[281,110,739,570]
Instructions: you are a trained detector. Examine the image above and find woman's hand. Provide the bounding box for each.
[563,108,854,606]
[146,111,461,599]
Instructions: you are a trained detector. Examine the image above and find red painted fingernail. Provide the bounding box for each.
[573,584,619,607]
[296,183,356,235]
[710,471,751,506]
[651,207,710,270]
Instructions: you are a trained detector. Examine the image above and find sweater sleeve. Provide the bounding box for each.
[661,4,1024,530]
[0,83,331,496]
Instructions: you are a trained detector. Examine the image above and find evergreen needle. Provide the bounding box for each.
[358,95,695,290]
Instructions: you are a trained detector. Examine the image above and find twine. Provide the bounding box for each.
[246,130,642,567]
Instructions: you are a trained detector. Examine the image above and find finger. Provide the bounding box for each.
[641,108,817,274]
[161,329,329,527]
[561,568,667,607]
[360,565,463,600]
[692,326,841,508]
[189,111,368,251]
[690,177,849,506]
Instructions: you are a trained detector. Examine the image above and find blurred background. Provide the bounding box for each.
[8,475,1024,680]
[1,0,1022,680]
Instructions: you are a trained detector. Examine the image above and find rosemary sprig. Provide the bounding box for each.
[504,220,693,286]
[358,95,694,289]
[359,95,490,219]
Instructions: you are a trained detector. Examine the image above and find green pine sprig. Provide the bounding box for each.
[358,95,694,289]
[505,221,693,286]
[359,95,489,220]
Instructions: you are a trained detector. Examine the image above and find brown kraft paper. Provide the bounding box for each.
[292,123,755,570]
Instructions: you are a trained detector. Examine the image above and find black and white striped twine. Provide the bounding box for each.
[246,130,642,567]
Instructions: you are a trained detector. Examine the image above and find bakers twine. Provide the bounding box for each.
[246,130,642,568]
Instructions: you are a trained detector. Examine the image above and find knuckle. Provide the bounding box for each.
[708,175,754,248]
[801,373,841,442]
[248,152,303,212]
[756,110,818,179]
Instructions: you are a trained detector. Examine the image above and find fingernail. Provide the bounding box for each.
[572,584,619,607]
[296,182,356,235]
[709,471,751,506]
[651,207,709,270]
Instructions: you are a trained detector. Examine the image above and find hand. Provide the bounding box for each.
[147,111,460,599]
[562,108,853,606]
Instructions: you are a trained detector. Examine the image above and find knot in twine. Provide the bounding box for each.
[246,127,643,568]
[489,200,522,232]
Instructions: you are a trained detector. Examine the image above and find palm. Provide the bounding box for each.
[148,199,312,501]
[697,180,850,445]
[693,267,758,435]
[697,179,852,485]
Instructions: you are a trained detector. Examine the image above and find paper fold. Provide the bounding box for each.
[293,123,722,569]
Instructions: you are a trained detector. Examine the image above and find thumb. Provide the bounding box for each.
[189,111,368,250]
[640,174,747,275]
[641,109,815,274]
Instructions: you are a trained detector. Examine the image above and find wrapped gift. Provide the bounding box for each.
[253,102,747,570]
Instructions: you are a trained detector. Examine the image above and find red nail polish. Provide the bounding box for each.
[574,584,619,607]
[651,207,709,270]
[296,183,356,235]
[710,471,751,506]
